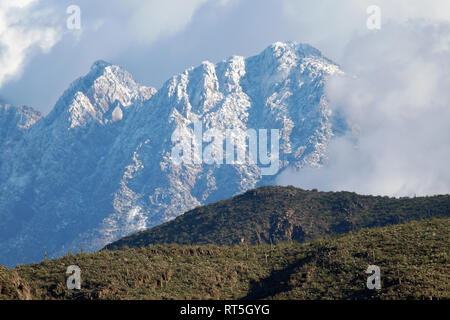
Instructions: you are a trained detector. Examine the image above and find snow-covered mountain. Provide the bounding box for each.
[0,42,341,266]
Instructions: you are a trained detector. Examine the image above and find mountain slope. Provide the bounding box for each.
[0,42,343,266]
[5,218,450,300]
[0,62,156,266]
[92,41,341,239]
[0,104,41,144]
[0,265,32,300]
[105,186,450,250]
[0,103,41,179]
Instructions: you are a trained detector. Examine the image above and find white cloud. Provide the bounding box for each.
[281,0,450,60]
[0,0,211,89]
[277,21,450,196]
[80,0,209,44]
[0,0,61,87]
[123,0,209,43]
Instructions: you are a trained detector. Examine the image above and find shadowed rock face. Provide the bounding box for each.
[0,42,342,266]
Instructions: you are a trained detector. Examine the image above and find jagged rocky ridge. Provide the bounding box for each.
[0,42,341,266]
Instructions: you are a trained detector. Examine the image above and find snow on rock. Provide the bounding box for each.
[0,42,342,266]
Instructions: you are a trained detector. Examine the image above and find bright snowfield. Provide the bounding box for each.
[0,42,342,266]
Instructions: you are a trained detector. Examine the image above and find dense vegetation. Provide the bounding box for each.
[2,186,448,300]
[105,186,449,250]
[2,218,449,300]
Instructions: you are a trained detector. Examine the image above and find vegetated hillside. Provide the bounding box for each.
[3,218,450,300]
[0,266,32,300]
[105,186,450,250]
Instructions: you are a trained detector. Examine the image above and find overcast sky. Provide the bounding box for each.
[1,0,449,196]
[1,0,447,113]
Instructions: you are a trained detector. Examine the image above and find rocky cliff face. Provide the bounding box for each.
[0,42,342,266]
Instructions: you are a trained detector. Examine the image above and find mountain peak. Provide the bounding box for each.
[46,60,155,128]
[262,41,325,61]
[90,59,112,72]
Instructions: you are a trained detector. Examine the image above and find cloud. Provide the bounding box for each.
[121,0,209,43]
[0,0,223,112]
[280,0,450,60]
[67,0,212,47]
[0,0,210,91]
[277,21,450,196]
[0,0,61,87]
[2,0,450,129]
